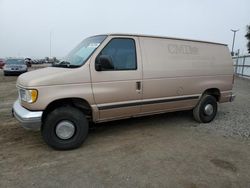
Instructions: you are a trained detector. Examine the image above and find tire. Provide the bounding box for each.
[193,95,217,123]
[4,72,8,76]
[42,106,89,150]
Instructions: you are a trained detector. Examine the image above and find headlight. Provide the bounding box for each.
[21,65,27,70]
[4,65,10,70]
[19,88,38,103]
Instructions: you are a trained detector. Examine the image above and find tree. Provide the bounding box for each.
[245,25,250,53]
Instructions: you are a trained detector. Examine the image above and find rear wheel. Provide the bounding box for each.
[42,106,89,150]
[193,95,217,123]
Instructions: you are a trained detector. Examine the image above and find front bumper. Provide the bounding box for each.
[4,70,27,75]
[12,100,42,131]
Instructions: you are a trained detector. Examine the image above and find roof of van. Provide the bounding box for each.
[103,33,227,46]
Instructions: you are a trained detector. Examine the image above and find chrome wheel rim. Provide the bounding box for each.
[204,104,214,116]
[55,120,75,140]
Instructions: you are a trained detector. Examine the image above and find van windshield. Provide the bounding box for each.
[54,35,107,68]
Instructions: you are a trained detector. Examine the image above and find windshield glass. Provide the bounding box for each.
[6,59,25,65]
[55,35,107,68]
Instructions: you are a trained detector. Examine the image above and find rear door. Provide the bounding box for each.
[90,36,142,121]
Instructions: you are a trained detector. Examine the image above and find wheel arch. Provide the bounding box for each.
[202,88,221,101]
[41,98,92,123]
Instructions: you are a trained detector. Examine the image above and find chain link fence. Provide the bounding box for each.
[233,55,250,78]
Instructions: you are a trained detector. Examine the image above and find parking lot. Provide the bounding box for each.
[0,68,250,188]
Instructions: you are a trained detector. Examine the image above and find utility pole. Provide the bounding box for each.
[231,29,239,56]
[50,31,52,58]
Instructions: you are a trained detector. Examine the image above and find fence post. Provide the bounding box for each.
[241,56,246,76]
[235,56,239,75]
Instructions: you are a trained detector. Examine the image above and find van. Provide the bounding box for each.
[13,33,235,150]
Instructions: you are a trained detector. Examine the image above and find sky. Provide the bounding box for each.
[0,0,249,58]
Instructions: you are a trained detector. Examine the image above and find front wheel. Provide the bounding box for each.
[42,106,89,150]
[193,95,217,123]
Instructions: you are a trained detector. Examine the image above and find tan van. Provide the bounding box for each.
[13,33,235,150]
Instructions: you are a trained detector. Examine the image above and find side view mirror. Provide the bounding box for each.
[95,55,114,71]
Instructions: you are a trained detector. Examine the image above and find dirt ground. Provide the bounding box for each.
[0,69,250,188]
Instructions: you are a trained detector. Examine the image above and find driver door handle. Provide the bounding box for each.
[136,81,141,91]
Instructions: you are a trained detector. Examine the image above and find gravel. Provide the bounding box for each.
[1,71,250,187]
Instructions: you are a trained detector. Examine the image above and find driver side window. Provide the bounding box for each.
[97,38,137,70]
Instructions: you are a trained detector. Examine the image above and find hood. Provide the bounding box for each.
[17,66,90,87]
[6,64,26,67]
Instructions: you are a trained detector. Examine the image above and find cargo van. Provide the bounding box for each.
[13,33,235,150]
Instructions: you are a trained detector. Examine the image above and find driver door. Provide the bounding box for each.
[90,36,142,121]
